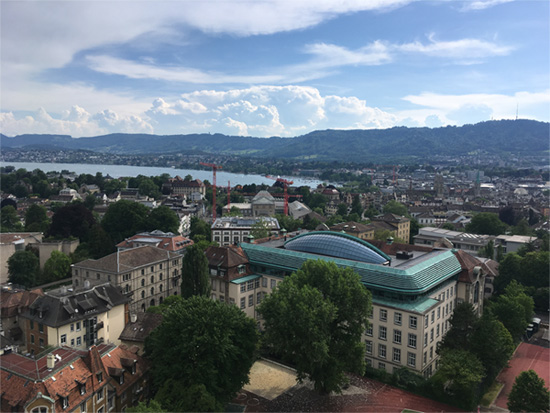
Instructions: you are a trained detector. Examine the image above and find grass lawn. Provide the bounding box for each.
[480,381,504,407]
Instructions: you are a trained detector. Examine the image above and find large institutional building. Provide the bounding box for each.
[205,231,485,377]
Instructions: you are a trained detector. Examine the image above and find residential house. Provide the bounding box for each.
[0,343,148,413]
[118,312,163,356]
[21,282,129,355]
[116,230,193,255]
[71,246,182,313]
[372,213,411,243]
[163,176,206,198]
[329,221,375,240]
[0,286,43,346]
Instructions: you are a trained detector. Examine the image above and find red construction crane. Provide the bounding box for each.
[266,175,294,216]
[200,162,222,221]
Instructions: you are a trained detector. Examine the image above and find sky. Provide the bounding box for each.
[1,0,548,138]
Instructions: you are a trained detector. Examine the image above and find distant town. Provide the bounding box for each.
[1,154,548,412]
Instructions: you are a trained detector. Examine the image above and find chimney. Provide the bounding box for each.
[47,353,55,369]
[130,313,137,323]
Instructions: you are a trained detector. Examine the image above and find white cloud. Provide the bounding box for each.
[461,0,515,11]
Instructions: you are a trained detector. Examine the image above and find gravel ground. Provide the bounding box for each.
[243,359,298,401]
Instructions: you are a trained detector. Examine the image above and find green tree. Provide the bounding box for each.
[337,203,348,217]
[189,216,211,242]
[466,212,507,236]
[42,250,72,283]
[470,313,514,380]
[507,370,550,413]
[383,200,408,216]
[101,200,149,244]
[8,250,40,288]
[87,224,115,259]
[479,239,495,259]
[127,400,167,413]
[147,206,180,234]
[250,218,271,240]
[490,281,534,340]
[1,205,23,232]
[181,244,210,298]
[25,204,50,232]
[138,177,161,199]
[83,194,97,211]
[48,203,96,241]
[494,252,522,293]
[258,260,372,394]
[431,349,485,410]
[439,302,478,352]
[351,194,363,217]
[145,296,258,412]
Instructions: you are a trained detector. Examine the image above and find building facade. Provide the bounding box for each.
[211,217,280,246]
[21,282,129,355]
[72,246,182,313]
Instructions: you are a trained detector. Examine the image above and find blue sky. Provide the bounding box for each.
[1,0,548,138]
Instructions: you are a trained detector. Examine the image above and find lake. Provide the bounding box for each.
[3,161,324,188]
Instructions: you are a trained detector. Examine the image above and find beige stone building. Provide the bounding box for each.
[72,246,182,313]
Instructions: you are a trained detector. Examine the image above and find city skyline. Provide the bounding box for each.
[1,0,548,138]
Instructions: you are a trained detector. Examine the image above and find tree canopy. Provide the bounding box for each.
[489,280,534,340]
[145,296,258,412]
[507,370,550,413]
[1,205,23,232]
[42,251,72,283]
[181,244,211,298]
[48,203,96,240]
[24,204,49,232]
[146,205,180,234]
[100,200,149,244]
[189,216,211,242]
[383,200,408,216]
[8,250,40,288]
[258,260,372,394]
[465,212,507,236]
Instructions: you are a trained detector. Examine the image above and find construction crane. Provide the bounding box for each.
[200,162,222,221]
[266,175,294,216]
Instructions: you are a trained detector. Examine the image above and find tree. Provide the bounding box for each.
[189,217,211,241]
[42,250,72,283]
[8,250,40,288]
[145,296,258,411]
[101,200,149,244]
[490,281,534,340]
[439,302,478,352]
[25,204,50,232]
[1,205,23,232]
[507,370,550,413]
[383,200,408,216]
[127,400,167,413]
[147,206,180,234]
[181,244,210,298]
[48,203,96,241]
[351,194,363,217]
[466,212,507,236]
[431,349,485,410]
[479,239,495,259]
[337,203,348,217]
[494,252,522,293]
[470,313,514,380]
[250,218,271,240]
[258,260,372,394]
[87,224,115,259]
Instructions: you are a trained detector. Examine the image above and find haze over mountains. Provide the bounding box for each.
[1,120,547,162]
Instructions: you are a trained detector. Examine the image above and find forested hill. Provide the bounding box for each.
[1,119,548,162]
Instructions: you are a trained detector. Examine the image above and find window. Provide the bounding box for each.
[394,312,402,325]
[39,338,44,347]
[98,407,105,413]
[450,286,453,296]
[71,338,75,346]
[97,274,100,280]
[31,407,48,413]
[379,309,387,322]
[240,297,246,309]
[436,324,440,337]
[62,396,69,409]
[365,340,372,354]
[81,402,87,412]
[379,326,387,341]
[248,294,254,307]
[425,315,429,327]
[424,333,428,348]
[39,323,44,333]
[31,334,35,344]
[70,323,74,332]
[141,279,145,287]
[365,325,373,336]
[159,285,163,292]
[437,307,441,319]
[61,334,67,345]
[240,284,246,293]
[80,383,86,395]
[141,291,145,299]
[378,362,386,370]
[270,279,276,289]
[97,372,103,383]
[96,388,103,401]
[409,316,417,329]
[407,352,416,367]
[141,269,145,275]
[247,281,254,291]
[76,322,81,331]
[446,289,449,299]
[378,344,386,359]
[159,263,163,269]
[151,275,154,283]
[159,273,163,280]
[392,348,401,363]
[262,277,268,288]
[257,292,262,304]
[430,347,433,359]
[393,330,401,344]
[408,333,417,349]
[430,329,434,342]
[431,311,435,324]
[211,279,216,291]
[151,266,154,272]
[151,287,154,295]
[423,352,427,365]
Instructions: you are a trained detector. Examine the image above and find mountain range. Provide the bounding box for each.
[1,120,548,162]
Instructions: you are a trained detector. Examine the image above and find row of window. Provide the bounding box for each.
[373,310,418,330]
[424,301,453,328]
[240,292,264,309]
[29,321,44,332]
[366,327,418,349]
[61,334,83,347]
[365,341,416,367]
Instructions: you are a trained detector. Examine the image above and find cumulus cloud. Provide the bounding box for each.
[0,107,153,137]
[461,0,515,11]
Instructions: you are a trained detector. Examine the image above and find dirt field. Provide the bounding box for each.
[494,342,550,410]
